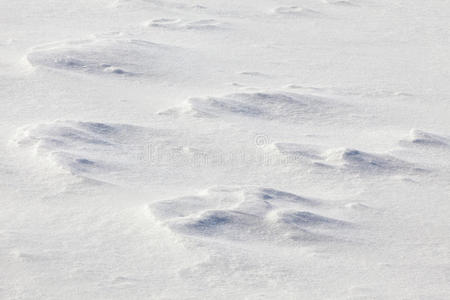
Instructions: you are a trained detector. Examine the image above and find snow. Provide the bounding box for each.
[149,186,346,244]
[0,0,449,299]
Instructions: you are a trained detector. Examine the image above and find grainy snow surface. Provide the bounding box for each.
[1,0,449,299]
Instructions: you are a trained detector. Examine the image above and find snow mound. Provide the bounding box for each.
[344,202,372,211]
[145,18,225,31]
[15,121,145,149]
[185,19,224,30]
[404,129,449,147]
[273,6,319,17]
[160,92,343,122]
[145,18,182,29]
[13,120,174,180]
[27,38,191,79]
[324,0,357,7]
[112,0,198,10]
[264,141,421,175]
[150,186,350,244]
[323,148,419,174]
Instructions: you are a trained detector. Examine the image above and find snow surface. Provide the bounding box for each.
[1,0,449,299]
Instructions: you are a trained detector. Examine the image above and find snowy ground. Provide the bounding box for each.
[1,0,449,299]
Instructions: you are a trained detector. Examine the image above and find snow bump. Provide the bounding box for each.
[150,186,350,244]
[160,92,345,123]
[26,38,195,80]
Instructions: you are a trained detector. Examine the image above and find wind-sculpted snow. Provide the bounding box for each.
[13,120,178,181]
[160,92,346,123]
[2,0,450,298]
[322,148,421,174]
[324,0,357,7]
[150,186,350,244]
[269,143,422,175]
[13,118,424,185]
[145,18,226,31]
[403,129,449,147]
[112,0,204,10]
[27,38,196,79]
[272,6,320,17]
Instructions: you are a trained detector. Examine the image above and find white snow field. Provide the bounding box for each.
[0,0,449,299]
